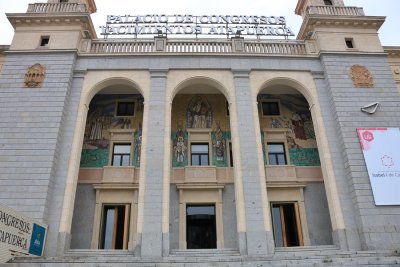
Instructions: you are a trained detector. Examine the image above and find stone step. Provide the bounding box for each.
[7,249,400,266]
[6,255,400,267]
[169,248,241,257]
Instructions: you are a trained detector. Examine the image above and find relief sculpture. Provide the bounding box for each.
[350,64,374,88]
[24,63,46,88]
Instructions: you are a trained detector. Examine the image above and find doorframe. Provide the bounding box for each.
[267,185,311,246]
[176,184,225,249]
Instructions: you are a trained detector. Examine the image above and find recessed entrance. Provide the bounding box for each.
[271,202,304,247]
[100,205,130,249]
[186,205,217,249]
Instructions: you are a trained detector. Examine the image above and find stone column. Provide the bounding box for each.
[138,70,168,258]
[232,70,274,255]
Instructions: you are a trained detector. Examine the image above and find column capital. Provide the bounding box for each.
[232,69,250,78]
[149,69,168,78]
[311,71,325,80]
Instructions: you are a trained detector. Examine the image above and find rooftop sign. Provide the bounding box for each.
[100,14,295,38]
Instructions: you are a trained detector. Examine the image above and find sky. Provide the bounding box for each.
[0,0,399,46]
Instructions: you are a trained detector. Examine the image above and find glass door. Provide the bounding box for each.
[186,205,216,249]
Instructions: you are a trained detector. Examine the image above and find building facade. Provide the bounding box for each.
[1,0,400,265]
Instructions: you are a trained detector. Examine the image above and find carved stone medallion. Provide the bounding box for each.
[24,63,45,88]
[350,65,374,88]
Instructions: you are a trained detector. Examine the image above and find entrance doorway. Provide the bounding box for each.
[100,205,130,249]
[186,205,217,249]
[271,202,304,247]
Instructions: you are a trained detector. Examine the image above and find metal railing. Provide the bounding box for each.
[27,3,87,13]
[308,6,364,16]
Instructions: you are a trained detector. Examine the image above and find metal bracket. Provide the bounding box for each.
[361,102,379,114]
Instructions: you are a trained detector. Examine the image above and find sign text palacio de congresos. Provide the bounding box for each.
[101,14,295,37]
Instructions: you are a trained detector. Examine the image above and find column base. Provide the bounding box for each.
[241,230,274,256]
[140,232,163,259]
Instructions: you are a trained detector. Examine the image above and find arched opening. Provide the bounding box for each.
[70,81,144,250]
[257,81,333,248]
[169,78,238,250]
[324,0,333,6]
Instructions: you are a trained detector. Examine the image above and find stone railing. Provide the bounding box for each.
[86,38,309,56]
[90,40,155,54]
[245,42,307,54]
[265,166,323,184]
[165,40,232,53]
[27,3,87,13]
[308,6,364,16]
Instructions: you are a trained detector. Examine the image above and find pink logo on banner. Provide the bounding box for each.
[357,128,387,151]
[362,131,374,142]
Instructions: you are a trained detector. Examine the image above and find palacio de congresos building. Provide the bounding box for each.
[0,0,400,265]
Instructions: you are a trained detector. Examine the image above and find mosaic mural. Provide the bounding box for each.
[289,148,321,166]
[132,124,142,167]
[259,94,321,166]
[186,95,213,128]
[171,127,189,168]
[211,127,231,167]
[80,94,143,168]
[80,149,109,168]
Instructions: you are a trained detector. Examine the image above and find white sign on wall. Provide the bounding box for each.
[357,128,400,205]
[0,203,47,263]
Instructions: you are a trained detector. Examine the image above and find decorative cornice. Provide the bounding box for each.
[0,45,10,53]
[6,13,97,39]
[297,15,385,40]
[384,46,400,58]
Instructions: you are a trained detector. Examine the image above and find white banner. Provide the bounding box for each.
[357,128,400,205]
[0,203,47,263]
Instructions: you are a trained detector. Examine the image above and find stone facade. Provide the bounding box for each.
[0,0,400,265]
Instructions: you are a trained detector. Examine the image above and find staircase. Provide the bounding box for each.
[3,246,400,266]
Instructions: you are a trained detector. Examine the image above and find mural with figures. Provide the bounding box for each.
[171,94,232,168]
[259,94,321,166]
[80,94,144,168]
[211,125,231,167]
[172,126,189,167]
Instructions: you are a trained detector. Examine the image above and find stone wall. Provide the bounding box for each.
[321,53,400,250]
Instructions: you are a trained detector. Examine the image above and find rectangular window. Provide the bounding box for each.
[268,143,287,165]
[112,143,131,166]
[100,205,130,249]
[345,38,354,49]
[40,36,50,47]
[191,143,209,166]
[262,101,280,116]
[116,101,135,116]
[271,203,303,247]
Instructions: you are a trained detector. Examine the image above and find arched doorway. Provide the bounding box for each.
[169,78,238,250]
[257,82,333,247]
[70,81,144,250]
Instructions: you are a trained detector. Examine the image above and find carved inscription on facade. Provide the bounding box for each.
[350,65,374,88]
[24,64,45,88]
